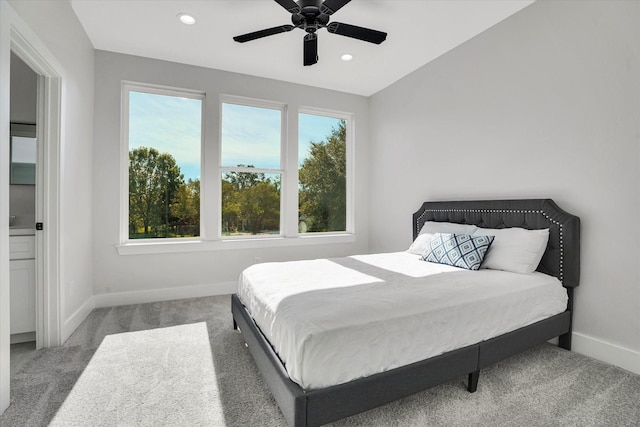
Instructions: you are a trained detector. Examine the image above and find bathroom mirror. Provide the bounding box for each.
[10,123,36,185]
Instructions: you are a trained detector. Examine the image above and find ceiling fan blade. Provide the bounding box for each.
[320,0,351,15]
[274,0,301,14]
[327,22,387,44]
[303,33,318,66]
[233,25,295,43]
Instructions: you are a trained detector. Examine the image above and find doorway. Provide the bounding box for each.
[9,23,63,351]
[8,52,38,372]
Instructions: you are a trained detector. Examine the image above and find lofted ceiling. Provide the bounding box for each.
[70,0,533,96]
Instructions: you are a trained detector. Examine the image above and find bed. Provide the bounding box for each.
[231,199,580,427]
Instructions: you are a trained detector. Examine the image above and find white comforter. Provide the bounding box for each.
[238,252,567,390]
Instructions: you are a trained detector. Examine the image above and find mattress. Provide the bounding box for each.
[238,252,568,390]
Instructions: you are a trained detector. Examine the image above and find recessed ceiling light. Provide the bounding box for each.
[177,13,196,25]
[340,53,354,62]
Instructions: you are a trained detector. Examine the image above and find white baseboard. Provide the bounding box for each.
[93,282,237,308]
[60,282,236,345]
[10,332,36,344]
[62,296,96,344]
[572,332,640,375]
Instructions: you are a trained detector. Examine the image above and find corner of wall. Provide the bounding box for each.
[61,295,96,344]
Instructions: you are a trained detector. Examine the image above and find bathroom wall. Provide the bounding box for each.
[9,52,36,228]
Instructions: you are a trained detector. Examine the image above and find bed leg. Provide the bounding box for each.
[467,371,479,393]
[559,290,574,351]
[558,332,572,350]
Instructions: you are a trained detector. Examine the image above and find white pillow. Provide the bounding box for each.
[473,227,549,274]
[407,221,478,255]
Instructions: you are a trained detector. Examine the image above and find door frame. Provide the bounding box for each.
[0,0,62,414]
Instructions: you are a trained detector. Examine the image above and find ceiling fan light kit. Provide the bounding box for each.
[233,0,387,66]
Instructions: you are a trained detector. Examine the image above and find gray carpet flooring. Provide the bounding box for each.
[1,295,639,426]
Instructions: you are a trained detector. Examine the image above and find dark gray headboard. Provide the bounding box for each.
[412,199,580,288]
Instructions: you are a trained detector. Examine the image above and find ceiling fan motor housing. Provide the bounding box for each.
[293,0,329,33]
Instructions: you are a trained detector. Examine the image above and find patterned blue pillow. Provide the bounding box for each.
[421,233,495,270]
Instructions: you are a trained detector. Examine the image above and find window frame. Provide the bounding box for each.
[297,107,354,235]
[218,95,287,239]
[119,81,206,244]
[117,87,355,255]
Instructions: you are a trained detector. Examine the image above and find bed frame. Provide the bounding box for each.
[231,199,580,427]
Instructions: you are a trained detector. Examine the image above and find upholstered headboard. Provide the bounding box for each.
[412,199,580,288]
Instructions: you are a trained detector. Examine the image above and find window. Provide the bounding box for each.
[124,83,203,240]
[220,101,284,236]
[298,112,348,233]
[119,86,354,253]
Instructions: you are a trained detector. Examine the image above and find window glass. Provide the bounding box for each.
[221,102,283,236]
[298,113,347,233]
[128,90,202,239]
[221,171,281,236]
[221,103,281,169]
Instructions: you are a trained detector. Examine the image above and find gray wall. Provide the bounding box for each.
[92,51,370,298]
[9,52,36,124]
[369,0,640,358]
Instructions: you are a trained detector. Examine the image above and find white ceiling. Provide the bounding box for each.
[70,0,533,96]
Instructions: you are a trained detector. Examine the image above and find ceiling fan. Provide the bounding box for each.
[233,0,387,66]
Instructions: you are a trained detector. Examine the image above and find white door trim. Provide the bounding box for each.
[0,0,13,414]
[9,0,63,350]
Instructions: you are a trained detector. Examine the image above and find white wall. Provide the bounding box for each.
[369,0,640,372]
[92,51,369,302]
[7,0,95,341]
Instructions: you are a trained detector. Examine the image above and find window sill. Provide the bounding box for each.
[115,233,357,255]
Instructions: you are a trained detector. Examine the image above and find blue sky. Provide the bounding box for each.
[221,103,281,169]
[130,92,341,181]
[298,113,342,167]
[129,91,202,181]
[222,104,342,170]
